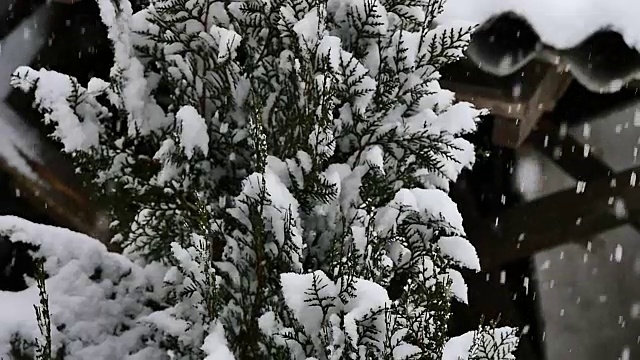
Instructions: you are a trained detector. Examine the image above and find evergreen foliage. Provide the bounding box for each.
[4,0,519,358]
[33,259,52,360]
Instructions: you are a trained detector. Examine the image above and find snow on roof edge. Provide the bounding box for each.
[438,0,640,51]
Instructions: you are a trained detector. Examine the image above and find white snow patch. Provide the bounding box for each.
[442,327,518,360]
[438,236,480,271]
[615,244,623,263]
[280,271,338,336]
[177,106,209,159]
[342,278,390,348]
[0,216,167,359]
[444,269,468,303]
[389,188,465,233]
[293,8,322,49]
[13,67,101,152]
[209,25,242,62]
[364,145,385,174]
[202,322,235,360]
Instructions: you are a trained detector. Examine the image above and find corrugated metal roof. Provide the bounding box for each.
[437,0,640,93]
[459,12,640,93]
[440,0,640,50]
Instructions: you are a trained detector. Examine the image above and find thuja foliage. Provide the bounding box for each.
[10,0,518,358]
[33,259,52,360]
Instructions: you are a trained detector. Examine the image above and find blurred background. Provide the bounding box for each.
[2,1,640,359]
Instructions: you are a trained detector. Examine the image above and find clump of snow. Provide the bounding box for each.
[97,0,150,135]
[442,269,468,303]
[377,188,465,234]
[87,78,110,94]
[442,326,518,360]
[316,35,376,114]
[342,278,390,349]
[309,124,336,157]
[153,138,180,184]
[202,322,235,360]
[442,330,476,360]
[227,168,305,270]
[209,25,242,62]
[177,106,209,159]
[438,236,480,271]
[279,270,391,352]
[0,216,167,359]
[138,309,189,337]
[12,67,101,152]
[280,271,338,336]
[292,8,324,50]
[364,146,385,174]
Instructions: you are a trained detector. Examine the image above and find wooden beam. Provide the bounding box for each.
[527,117,612,181]
[0,150,99,238]
[493,68,572,148]
[468,165,640,270]
[444,60,573,148]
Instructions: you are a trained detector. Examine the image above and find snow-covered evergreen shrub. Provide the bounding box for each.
[5,0,519,358]
[0,217,168,359]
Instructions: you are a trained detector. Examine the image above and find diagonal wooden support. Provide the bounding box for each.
[443,60,573,148]
[528,117,612,181]
[468,165,640,270]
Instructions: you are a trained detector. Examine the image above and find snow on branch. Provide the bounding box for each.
[0,216,168,359]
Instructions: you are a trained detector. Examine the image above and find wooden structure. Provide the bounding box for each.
[440,12,640,358]
[443,60,573,148]
[441,11,640,149]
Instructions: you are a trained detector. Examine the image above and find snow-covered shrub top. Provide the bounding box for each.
[8,0,518,358]
[0,216,167,359]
